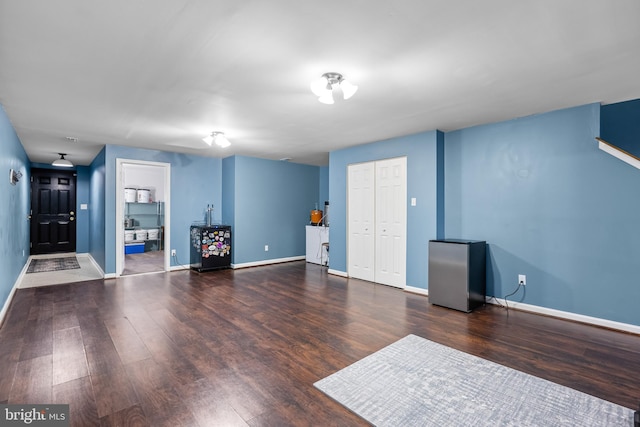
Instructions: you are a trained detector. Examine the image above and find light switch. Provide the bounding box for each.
[80,204,88,210]
[411,198,417,206]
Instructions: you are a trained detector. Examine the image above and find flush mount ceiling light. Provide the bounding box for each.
[203,132,231,148]
[310,72,358,104]
[52,153,73,167]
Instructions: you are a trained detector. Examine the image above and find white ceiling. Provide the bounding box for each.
[1,1,640,167]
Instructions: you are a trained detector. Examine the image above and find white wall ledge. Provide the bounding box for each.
[597,137,640,170]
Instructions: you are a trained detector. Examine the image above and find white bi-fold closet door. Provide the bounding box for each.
[348,157,407,288]
[348,161,375,282]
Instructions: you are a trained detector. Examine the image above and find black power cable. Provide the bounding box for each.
[485,295,505,308]
[503,280,525,315]
[172,252,190,271]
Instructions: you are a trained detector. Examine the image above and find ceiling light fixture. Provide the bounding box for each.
[310,72,358,104]
[52,153,73,168]
[203,132,230,148]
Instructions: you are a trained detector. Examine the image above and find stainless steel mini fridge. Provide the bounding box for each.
[428,239,486,312]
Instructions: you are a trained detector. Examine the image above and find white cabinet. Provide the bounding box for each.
[306,225,329,265]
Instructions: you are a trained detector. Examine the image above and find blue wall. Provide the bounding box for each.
[600,98,640,158]
[75,166,90,253]
[319,165,329,212]
[445,103,640,325]
[89,148,106,272]
[329,131,442,289]
[221,156,235,229]
[0,105,30,309]
[222,156,320,264]
[102,146,222,273]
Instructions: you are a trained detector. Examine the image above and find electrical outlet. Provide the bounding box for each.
[264,245,269,252]
[518,274,526,286]
[171,249,177,257]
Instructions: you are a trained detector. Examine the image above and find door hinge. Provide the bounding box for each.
[31,176,34,182]
[30,242,32,248]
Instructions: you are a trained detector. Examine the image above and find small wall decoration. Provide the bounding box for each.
[9,168,23,185]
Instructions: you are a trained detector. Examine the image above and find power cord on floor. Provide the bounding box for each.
[503,280,526,316]
[172,253,190,271]
[485,295,505,308]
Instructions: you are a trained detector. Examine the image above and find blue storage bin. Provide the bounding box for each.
[125,243,145,254]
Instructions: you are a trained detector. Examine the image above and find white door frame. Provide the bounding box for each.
[115,158,171,277]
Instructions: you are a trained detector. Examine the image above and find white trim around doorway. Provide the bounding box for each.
[115,158,171,277]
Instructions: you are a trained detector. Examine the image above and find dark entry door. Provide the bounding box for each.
[30,168,76,254]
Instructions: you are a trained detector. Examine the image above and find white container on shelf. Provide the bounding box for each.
[147,229,159,240]
[124,230,135,242]
[135,229,148,241]
[137,188,151,203]
[124,188,137,203]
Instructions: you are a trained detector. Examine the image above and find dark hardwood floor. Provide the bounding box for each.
[1,261,639,426]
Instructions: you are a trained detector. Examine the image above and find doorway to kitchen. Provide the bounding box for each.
[115,159,171,276]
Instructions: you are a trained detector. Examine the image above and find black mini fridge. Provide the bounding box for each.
[428,239,486,312]
[190,225,232,272]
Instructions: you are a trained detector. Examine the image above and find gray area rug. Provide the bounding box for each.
[314,334,634,426]
[26,257,80,274]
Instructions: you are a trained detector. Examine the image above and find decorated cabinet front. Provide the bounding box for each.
[190,225,232,272]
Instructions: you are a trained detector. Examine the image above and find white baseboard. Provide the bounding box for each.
[0,259,29,328]
[405,285,428,296]
[13,254,32,290]
[0,284,18,329]
[402,285,640,335]
[328,269,348,278]
[80,253,106,278]
[0,278,22,328]
[232,256,305,269]
[170,265,189,271]
[486,297,640,335]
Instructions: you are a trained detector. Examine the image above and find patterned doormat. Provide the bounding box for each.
[26,257,80,274]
